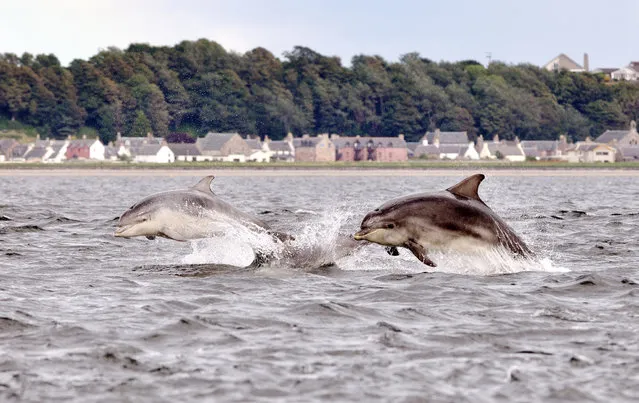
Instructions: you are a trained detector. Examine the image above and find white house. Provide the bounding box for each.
[476,135,526,161]
[133,144,175,163]
[167,143,214,162]
[611,66,639,81]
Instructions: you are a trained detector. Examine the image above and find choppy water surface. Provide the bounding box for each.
[1,172,638,402]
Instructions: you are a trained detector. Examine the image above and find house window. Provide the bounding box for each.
[595,151,609,156]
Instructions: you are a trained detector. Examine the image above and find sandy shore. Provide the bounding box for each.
[1,168,639,177]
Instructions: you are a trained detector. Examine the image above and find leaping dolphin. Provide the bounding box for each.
[353,174,531,267]
[115,175,289,243]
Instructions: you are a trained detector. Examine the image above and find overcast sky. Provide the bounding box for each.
[2,0,637,69]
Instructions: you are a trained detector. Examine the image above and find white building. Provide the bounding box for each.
[611,66,639,81]
[133,144,175,163]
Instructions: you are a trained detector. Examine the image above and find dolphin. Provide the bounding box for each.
[353,174,531,267]
[115,175,289,243]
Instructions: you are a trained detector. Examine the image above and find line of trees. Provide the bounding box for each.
[1,39,638,144]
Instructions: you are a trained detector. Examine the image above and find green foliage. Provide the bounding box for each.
[495,150,505,160]
[130,110,152,137]
[0,44,637,142]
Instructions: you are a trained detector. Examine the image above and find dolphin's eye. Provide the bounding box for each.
[374,208,380,212]
[386,224,395,229]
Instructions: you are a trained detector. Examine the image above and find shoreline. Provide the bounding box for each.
[1,168,639,177]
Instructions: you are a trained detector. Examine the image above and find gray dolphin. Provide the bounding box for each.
[115,175,288,243]
[353,174,531,267]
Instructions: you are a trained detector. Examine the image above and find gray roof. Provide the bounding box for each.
[522,147,540,158]
[168,143,201,156]
[439,144,467,154]
[244,138,262,151]
[620,146,639,160]
[520,140,558,152]
[269,141,292,152]
[25,146,47,159]
[293,137,321,147]
[197,132,237,151]
[596,130,630,144]
[425,131,469,145]
[413,144,440,156]
[406,142,420,152]
[12,144,29,158]
[118,136,163,146]
[132,144,164,156]
[68,138,98,148]
[104,145,118,158]
[594,68,618,74]
[487,143,524,156]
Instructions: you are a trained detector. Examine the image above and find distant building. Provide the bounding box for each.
[0,139,19,162]
[611,65,639,81]
[132,144,175,163]
[168,143,208,162]
[592,68,617,81]
[114,132,163,158]
[476,135,526,161]
[543,53,587,72]
[244,136,274,162]
[267,134,295,162]
[619,146,639,161]
[65,136,105,160]
[332,134,407,162]
[596,121,639,146]
[565,139,616,163]
[520,136,569,160]
[293,134,336,162]
[412,129,478,160]
[196,132,252,162]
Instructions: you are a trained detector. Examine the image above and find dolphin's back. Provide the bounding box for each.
[128,189,269,229]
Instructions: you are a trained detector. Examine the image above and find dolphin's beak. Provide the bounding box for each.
[353,228,378,241]
[114,225,132,238]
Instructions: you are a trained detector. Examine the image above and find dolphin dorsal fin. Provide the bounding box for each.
[192,175,215,193]
[446,174,485,201]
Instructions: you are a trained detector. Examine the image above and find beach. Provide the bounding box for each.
[2,167,639,177]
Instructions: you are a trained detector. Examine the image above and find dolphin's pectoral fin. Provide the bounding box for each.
[405,240,436,267]
[385,246,400,256]
[146,235,156,240]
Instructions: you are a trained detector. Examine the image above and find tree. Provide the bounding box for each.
[130,110,152,137]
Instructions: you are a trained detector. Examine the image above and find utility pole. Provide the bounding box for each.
[486,52,492,66]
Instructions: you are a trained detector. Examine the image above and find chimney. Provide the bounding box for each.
[285,132,294,142]
[476,135,484,152]
[493,134,500,143]
[398,134,404,141]
[302,134,310,139]
[82,134,87,140]
[631,120,637,134]
[331,134,340,140]
[147,132,153,139]
[515,136,520,144]
[116,132,122,141]
[583,53,589,72]
[585,136,592,143]
[264,135,271,144]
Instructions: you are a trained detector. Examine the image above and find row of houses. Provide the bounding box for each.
[2,122,639,164]
[543,53,639,82]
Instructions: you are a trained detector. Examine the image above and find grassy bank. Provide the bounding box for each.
[1,160,639,170]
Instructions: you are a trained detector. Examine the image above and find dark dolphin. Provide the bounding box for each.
[353,174,531,267]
